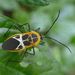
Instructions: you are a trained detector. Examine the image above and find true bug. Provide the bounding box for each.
[1,10,71,57]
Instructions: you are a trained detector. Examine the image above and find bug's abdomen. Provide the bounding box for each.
[2,38,20,50]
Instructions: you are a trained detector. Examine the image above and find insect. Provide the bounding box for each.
[2,31,41,53]
[1,10,71,56]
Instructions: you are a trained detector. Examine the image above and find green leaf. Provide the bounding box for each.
[0,62,25,75]
[18,0,54,6]
[0,0,18,10]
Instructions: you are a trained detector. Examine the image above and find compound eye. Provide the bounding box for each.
[22,34,29,40]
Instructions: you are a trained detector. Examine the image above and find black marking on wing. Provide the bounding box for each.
[2,38,20,50]
[22,34,29,40]
[33,38,38,43]
[23,41,31,46]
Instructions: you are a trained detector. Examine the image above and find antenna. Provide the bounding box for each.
[45,36,72,53]
[44,10,60,35]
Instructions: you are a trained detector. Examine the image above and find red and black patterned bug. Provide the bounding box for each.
[1,10,71,56]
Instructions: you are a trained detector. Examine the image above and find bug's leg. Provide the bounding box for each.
[2,23,24,38]
[19,23,31,32]
[7,47,35,63]
[8,23,31,33]
[26,47,35,55]
[13,24,24,33]
[3,25,12,38]
[1,24,23,41]
[0,25,13,42]
[4,48,35,64]
[24,23,31,32]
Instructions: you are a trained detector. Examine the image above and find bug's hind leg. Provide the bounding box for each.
[17,47,35,62]
[3,25,12,38]
[1,23,25,40]
[4,48,36,64]
[15,47,35,62]
[12,24,24,33]
[0,25,13,42]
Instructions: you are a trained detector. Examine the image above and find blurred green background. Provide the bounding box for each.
[0,0,75,75]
